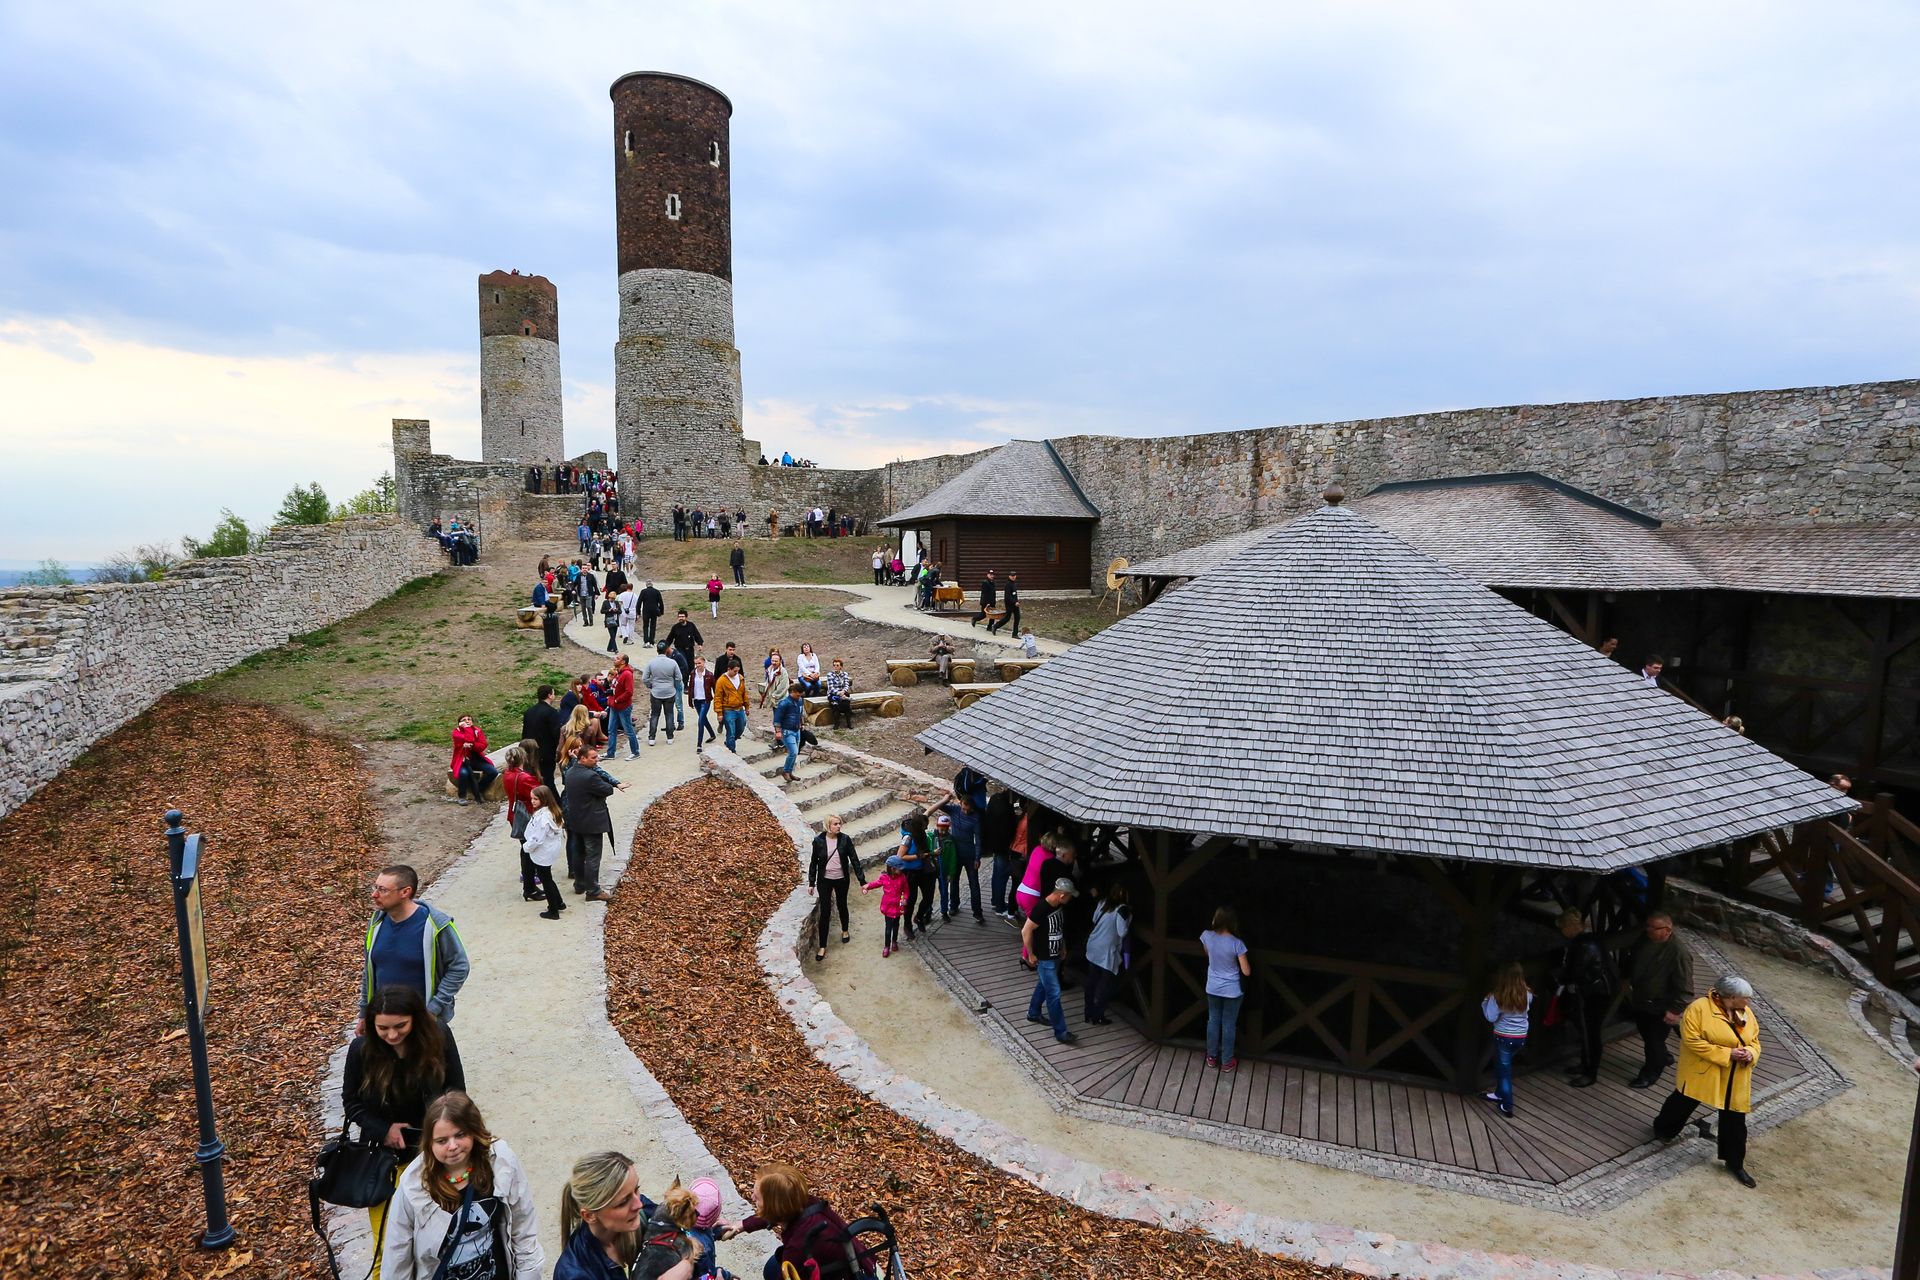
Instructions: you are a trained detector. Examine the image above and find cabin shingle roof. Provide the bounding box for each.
[879,440,1099,526]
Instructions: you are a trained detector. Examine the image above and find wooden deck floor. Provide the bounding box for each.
[918,915,1821,1195]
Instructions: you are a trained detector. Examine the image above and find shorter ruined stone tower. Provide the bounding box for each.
[478,270,564,464]
[610,71,750,524]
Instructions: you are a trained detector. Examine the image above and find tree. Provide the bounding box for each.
[182,509,262,559]
[275,482,332,526]
[333,471,397,519]
[18,559,74,587]
[93,542,181,583]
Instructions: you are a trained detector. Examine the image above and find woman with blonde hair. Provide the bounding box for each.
[555,1150,651,1280]
[380,1092,541,1279]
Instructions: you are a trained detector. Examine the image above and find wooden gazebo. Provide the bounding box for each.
[920,495,1856,1087]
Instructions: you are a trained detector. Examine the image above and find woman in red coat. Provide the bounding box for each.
[449,715,495,806]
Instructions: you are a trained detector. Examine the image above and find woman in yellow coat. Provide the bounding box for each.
[1652,974,1761,1186]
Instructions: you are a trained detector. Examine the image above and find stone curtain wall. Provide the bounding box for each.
[880,380,1920,587]
[394,419,608,543]
[0,516,445,820]
[745,462,885,527]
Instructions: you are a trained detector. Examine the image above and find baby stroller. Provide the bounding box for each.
[885,563,911,587]
[781,1203,908,1280]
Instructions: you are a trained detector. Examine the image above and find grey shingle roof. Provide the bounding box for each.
[879,440,1099,526]
[920,503,1854,869]
[1664,525,1920,599]
[1122,475,1920,599]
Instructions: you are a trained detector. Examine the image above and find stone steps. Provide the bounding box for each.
[723,731,920,855]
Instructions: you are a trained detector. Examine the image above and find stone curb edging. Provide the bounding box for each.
[702,744,1889,1280]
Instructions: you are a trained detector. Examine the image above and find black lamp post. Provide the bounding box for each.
[164,809,237,1250]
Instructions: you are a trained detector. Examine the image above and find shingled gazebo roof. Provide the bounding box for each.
[919,502,1854,869]
[879,440,1099,526]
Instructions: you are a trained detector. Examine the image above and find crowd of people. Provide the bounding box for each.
[429,518,480,566]
[759,451,818,468]
[347,867,877,1278]
[528,464,618,502]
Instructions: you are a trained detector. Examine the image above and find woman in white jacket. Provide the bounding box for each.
[381,1091,542,1280]
[523,785,567,919]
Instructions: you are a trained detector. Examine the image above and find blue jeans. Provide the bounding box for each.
[693,698,713,747]
[723,709,746,751]
[945,860,981,918]
[990,854,1016,914]
[456,757,497,801]
[607,706,639,756]
[1491,1034,1525,1113]
[781,728,801,775]
[937,867,955,916]
[1206,993,1242,1063]
[1028,959,1069,1040]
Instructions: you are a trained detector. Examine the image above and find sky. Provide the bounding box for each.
[3,0,1917,562]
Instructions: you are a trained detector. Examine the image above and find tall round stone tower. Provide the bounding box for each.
[478,270,564,464]
[610,71,750,525]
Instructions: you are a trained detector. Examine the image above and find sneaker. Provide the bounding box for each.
[1222,1058,1237,1073]
[1483,1091,1501,1104]
[1026,1015,1047,1025]
[456,797,470,806]
[1498,1105,1515,1120]
[882,946,891,958]
[1205,1056,1219,1069]
[1055,1033,1078,1045]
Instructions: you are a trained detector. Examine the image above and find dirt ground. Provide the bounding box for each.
[608,587,975,778]
[814,932,1910,1272]
[193,536,580,881]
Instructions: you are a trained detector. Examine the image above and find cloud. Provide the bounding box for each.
[3,0,1918,560]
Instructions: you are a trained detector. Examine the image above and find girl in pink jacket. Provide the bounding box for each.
[864,856,909,957]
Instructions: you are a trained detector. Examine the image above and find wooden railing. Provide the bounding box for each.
[1702,794,1920,987]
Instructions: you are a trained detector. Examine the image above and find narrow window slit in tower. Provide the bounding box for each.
[665,193,682,220]
[708,141,721,167]
[623,129,633,156]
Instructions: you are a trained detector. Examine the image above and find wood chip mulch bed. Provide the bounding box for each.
[606,775,1346,1280]
[0,695,382,1279]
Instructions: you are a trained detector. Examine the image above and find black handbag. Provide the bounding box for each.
[309,1130,401,1279]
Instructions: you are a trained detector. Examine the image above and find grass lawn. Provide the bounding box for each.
[636,533,881,584]
[190,550,575,748]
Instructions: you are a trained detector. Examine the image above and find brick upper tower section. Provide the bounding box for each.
[610,72,732,281]
[478,270,560,342]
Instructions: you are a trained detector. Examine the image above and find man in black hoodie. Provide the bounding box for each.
[969,569,997,628]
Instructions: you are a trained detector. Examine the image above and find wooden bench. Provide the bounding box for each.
[885,657,976,686]
[949,682,1006,710]
[515,606,544,629]
[802,689,904,726]
[996,657,1047,680]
